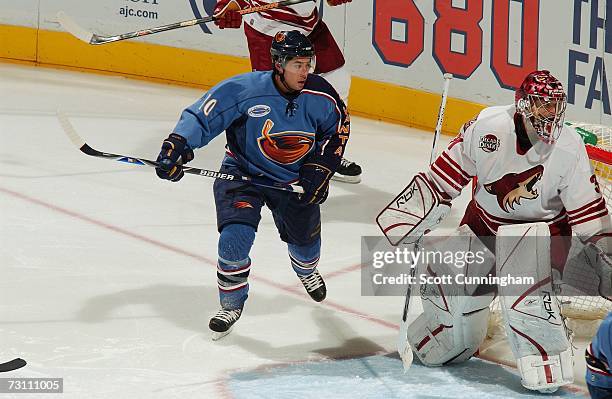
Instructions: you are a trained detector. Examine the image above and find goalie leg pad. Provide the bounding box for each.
[404,225,496,366]
[497,223,573,392]
[407,294,492,366]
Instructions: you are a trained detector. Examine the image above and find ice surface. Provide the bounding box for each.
[0,63,587,398]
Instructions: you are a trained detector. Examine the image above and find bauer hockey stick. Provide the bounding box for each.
[57,112,304,194]
[57,0,315,45]
[398,74,453,370]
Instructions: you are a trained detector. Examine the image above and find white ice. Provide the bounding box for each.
[0,63,588,398]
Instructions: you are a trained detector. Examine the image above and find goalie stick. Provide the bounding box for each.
[398,73,453,370]
[429,74,453,164]
[57,0,315,45]
[57,112,304,194]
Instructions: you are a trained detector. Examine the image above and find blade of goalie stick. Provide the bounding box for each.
[0,358,27,372]
[56,112,304,193]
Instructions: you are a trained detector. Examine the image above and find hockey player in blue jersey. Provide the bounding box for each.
[154,30,350,339]
[586,311,612,398]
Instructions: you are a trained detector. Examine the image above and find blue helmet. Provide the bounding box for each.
[270,30,315,68]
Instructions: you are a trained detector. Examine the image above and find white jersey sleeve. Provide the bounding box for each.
[559,135,612,239]
[427,116,479,200]
[244,0,319,35]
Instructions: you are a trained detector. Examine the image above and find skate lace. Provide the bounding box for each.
[299,271,324,292]
[214,309,242,324]
[340,158,353,168]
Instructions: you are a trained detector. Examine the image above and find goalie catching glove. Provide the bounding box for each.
[377,173,451,245]
[564,239,612,300]
[213,0,245,29]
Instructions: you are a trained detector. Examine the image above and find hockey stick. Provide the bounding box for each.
[429,74,453,165]
[57,0,314,45]
[57,113,304,194]
[0,358,27,372]
[398,74,453,370]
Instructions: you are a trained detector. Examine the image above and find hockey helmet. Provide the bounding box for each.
[270,30,315,70]
[515,70,567,144]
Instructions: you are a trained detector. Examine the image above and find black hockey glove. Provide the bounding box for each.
[298,163,333,205]
[155,133,194,182]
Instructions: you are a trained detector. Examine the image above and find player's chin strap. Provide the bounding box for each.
[277,70,292,92]
[273,67,301,116]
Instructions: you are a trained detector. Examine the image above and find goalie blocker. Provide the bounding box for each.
[376,173,451,246]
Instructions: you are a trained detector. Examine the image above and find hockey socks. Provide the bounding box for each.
[215,224,255,313]
[289,240,326,302]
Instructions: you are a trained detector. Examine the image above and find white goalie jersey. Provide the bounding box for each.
[428,105,611,241]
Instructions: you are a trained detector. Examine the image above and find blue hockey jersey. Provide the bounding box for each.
[173,71,350,184]
[586,312,612,389]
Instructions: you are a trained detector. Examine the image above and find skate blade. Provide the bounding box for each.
[211,328,232,341]
[536,386,559,394]
[331,174,361,184]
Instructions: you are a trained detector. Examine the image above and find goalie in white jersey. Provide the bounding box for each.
[378,70,612,393]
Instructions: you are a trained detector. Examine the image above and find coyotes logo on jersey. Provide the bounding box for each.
[484,165,544,212]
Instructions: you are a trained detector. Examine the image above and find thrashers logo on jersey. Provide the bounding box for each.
[257,119,314,164]
[484,165,544,212]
